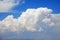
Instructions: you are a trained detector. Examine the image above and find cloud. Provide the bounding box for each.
[0,7,60,40]
[0,0,20,12]
[51,14,60,32]
[0,7,60,33]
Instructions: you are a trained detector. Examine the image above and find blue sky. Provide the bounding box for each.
[0,0,60,20]
[0,0,60,40]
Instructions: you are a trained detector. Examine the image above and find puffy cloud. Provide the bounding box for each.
[18,7,53,32]
[0,0,20,12]
[42,18,55,26]
[0,15,24,32]
[0,7,60,33]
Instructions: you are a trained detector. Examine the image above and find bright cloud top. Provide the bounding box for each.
[0,0,19,12]
[0,7,60,33]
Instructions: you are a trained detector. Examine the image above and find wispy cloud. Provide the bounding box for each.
[0,0,22,12]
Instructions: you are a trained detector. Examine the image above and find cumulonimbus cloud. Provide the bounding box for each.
[0,7,60,33]
[0,0,20,12]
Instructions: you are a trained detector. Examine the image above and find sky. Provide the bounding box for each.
[0,0,60,20]
[0,0,60,40]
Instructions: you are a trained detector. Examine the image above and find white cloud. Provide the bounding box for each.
[42,18,55,26]
[0,0,20,12]
[42,18,51,24]
[51,14,60,32]
[0,7,60,33]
